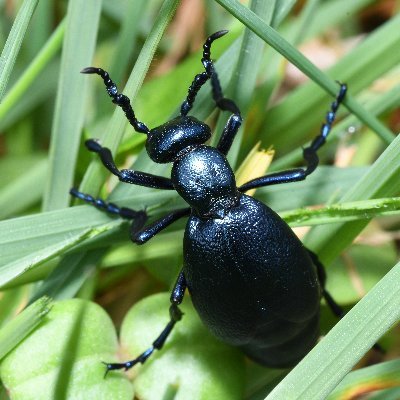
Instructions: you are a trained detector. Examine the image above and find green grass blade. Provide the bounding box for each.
[282,197,400,227]
[0,228,95,288]
[0,0,38,101]
[230,0,274,111]
[368,388,400,400]
[299,0,376,41]
[43,0,101,210]
[0,296,52,361]
[260,16,400,152]
[327,360,400,400]
[306,133,400,264]
[272,82,400,171]
[29,249,106,303]
[0,157,47,219]
[0,190,176,277]
[28,0,53,56]
[79,0,180,196]
[214,0,396,144]
[109,0,147,83]
[292,0,320,45]
[0,19,65,122]
[221,0,275,167]
[0,63,59,132]
[0,287,27,328]
[266,261,400,400]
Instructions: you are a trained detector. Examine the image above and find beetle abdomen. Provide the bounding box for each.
[183,194,321,367]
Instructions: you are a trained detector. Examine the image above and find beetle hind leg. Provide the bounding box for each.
[307,249,344,317]
[308,249,385,354]
[103,270,187,376]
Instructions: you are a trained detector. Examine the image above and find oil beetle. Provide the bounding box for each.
[71,30,347,373]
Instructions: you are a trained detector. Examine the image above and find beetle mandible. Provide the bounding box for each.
[71,30,347,373]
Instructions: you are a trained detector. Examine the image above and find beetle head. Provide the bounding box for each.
[146,116,211,163]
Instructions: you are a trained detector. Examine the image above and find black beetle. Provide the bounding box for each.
[71,30,347,373]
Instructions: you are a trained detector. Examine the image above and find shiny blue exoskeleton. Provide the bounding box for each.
[71,31,347,373]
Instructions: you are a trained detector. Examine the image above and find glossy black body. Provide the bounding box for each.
[184,194,320,367]
[72,31,347,373]
[170,142,320,367]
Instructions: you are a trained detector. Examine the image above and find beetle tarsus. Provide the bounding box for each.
[70,188,145,220]
[102,278,187,376]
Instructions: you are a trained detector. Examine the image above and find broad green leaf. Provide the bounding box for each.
[0,299,133,400]
[119,293,245,400]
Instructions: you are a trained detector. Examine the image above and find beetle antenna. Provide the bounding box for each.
[81,67,150,135]
[180,30,228,116]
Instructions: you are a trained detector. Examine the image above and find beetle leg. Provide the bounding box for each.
[81,67,150,134]
[308,249,385,354]
[302,82,347,175]
[216,113,242,155]
[103,270,187,376]
[70,190,189,244]
[207,61,243,155]
[307,249,344,318]
[131,207,190,244]
[70,187,148,221]
[84,139,174,190]
[238,83,347,192]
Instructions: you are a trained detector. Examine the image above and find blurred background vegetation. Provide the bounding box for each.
[0,0,399,399]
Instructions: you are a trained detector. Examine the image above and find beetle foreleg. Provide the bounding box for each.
[207,40,243,155]
[84,139,174,190]
[303,82,347,175]
[103,270,187,376]
[131,208,190,244]
[217,113,242,155]
[238,83,347,192]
